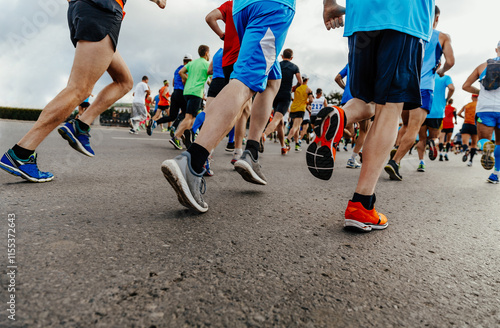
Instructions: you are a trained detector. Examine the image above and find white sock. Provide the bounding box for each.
[351,153,358,160]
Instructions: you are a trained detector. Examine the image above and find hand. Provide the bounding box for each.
[323,0,345,30]
[436,68,445,77]
[151,0,166,9]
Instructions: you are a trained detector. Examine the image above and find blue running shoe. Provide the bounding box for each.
[58,120,95,157]
[487,173,499,184]
[0,149,54,182]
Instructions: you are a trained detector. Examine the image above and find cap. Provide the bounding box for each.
[302,73,309,80]
[183,53,193,61]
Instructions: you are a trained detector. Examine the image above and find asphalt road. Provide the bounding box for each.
[0,120,499,328]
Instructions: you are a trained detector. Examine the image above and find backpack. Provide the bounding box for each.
[481,58,500,91]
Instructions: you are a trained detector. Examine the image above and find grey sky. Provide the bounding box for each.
[1,0,498,116]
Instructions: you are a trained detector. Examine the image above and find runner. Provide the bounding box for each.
[147,80,170,136]
[312,0,434,231]
[0,0,166,182]
[169,45,212,150]
[310,88,327,128]
[439,98,457,161]
[457,94,479,166]
[263,48,302,155]
[129,76,150,134]
[462,41,500,182]
[161,0,296,213]
[286,74,313,152]
[384,6,453,177]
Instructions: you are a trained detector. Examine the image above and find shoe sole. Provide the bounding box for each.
[58,126,94,157]
[234,160,267,185]
[0,161,54,182]
[306,107,344,180]
[344,219,388,232]
[417,168,425,172]
[161,160,208,213]
[384,164,402,181]
[487,178,499,184]
[169,139,182,150]
[481,141,495,170]
[428,141,437,161]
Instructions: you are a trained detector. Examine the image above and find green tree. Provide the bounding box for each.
[325,91,343,106]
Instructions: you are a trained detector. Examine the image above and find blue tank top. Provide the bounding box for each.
[233,0,295,14]
[420,30,442,91]
[212,48,225,79]
[344,0,434,42]
[174,65,184,91]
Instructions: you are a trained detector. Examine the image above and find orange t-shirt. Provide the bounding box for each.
[463,102,476,124]
[158,86,170,106]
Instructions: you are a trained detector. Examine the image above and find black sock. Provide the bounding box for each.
[462,144,468,152]
[12,144,35,160]
[446,143,451,152]
[75,119,90,132]
[187,143,210,174]
[245,140,259,160]
[438,143,444,152]
[352,192,375,211]
[470,148,476,160]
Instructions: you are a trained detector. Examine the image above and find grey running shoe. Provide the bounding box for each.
[384,159,402,180]
[234,150,267,185]
[161,152,208,213]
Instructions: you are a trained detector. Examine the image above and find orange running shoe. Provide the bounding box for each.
[344,201,388,232]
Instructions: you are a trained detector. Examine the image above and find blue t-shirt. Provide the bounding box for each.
[339,64,352,105]
[344,0,434,42]
[212,48,225,79]
[233,0,295,14]
[173,65,185,91]
[420,30,442,91]
[428,74,452,119]
[154,94,160,112]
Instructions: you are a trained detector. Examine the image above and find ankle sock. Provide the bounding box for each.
[245,140,259,160]
[187,143,210,174]
[12,144,35,160]
[75,119,90,132]
[352,193,375,211]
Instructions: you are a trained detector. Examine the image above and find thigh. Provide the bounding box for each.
[476,122,494,140]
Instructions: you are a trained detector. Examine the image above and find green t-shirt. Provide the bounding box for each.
[183,57,210,98]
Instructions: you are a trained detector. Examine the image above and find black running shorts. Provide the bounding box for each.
[461,123,477,135]
[207,78,226,98]
[290,111,304,120]
[441,128,454,134]
[273,99,291,116]
[422,118,442,129]
[184,95,203,117]
[67,0,123,50]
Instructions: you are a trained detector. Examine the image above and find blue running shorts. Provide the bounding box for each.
[348,29,424,110]
[477,112,500,129]
[420,89,434,113]
[232,2,295,92]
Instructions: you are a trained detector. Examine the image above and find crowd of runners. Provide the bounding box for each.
[1,0,499,232]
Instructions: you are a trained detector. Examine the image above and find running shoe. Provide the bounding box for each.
[346,158,361,169]
[225,142,235,152]
[390,148,397,161]
[281,147,288,155]
[481,141,495,170]
[181,130,192,149]
[428,140,438,161]
[146,119,153,136]
[231,150,242,165]
[129,128,138,135]
[306,106,345,180]
[487,173,499,184]
[384,159,402,181]
[170,128,176,139]
[203,159,214,177]
[161,152,208,213]
[284,138,290,148]
[58,120,95,157]
[344,200,388,232]
[295,144,301,152]
[444,154,449,161]
[234,150,267,185]
[162,127,168,133]
[462,150,469,162]
[0,149,54,182]
[467,160,473,167]
[417,163,425,172]
[169,137,183,150]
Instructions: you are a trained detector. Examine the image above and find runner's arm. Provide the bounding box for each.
[462,63,487,95]
[335,73,345,90]
[205,8,225,40]
[179,67,188,84]
[150,0,166,9]
[457,106,465,119]
[323,0,345,30]
[437,33,455,77]
[446,83,455,102]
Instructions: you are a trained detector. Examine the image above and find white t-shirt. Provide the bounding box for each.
[311,96,325,116]
[133,81,149,104]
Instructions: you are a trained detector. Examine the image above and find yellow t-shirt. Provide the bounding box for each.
[290,85,309,113]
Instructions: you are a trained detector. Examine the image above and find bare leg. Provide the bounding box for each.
[175,114,196,139]
[18,37,118,150]
[343,98,376,126]
[392,108,427,164]
[353,119,371,154]
[235,100,252,149]
[247,80,281,142]
[355,103,403,195]
[416,126,427,161]
[264,111,284,136]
